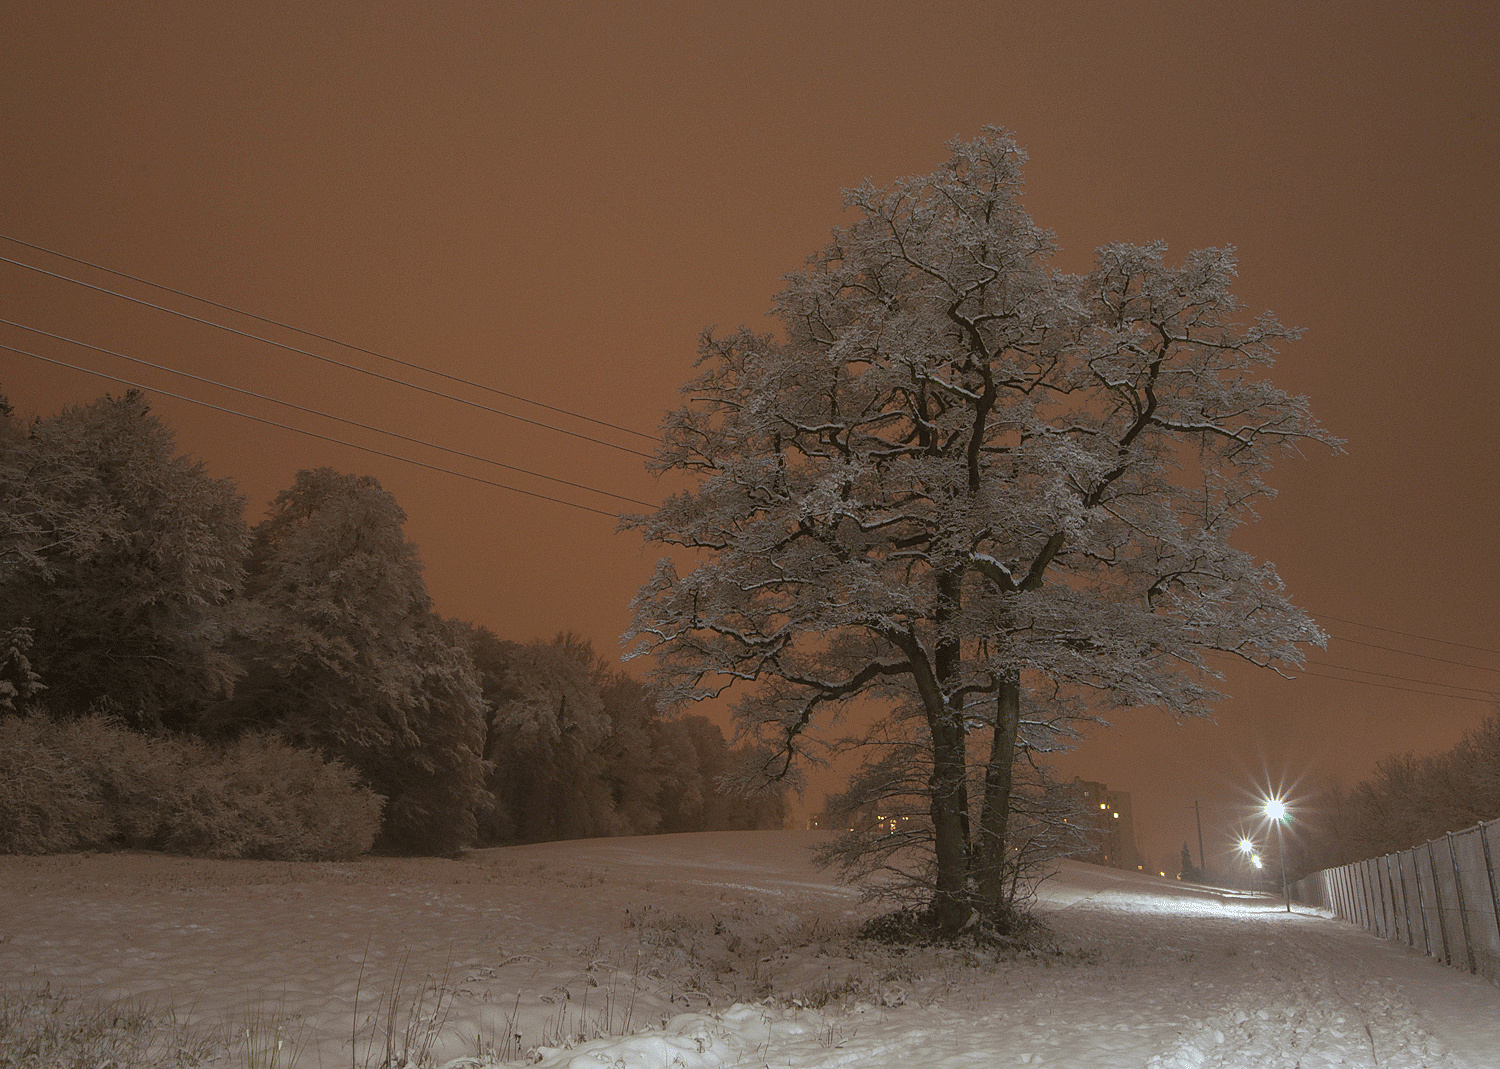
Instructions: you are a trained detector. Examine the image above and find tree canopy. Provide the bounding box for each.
[0,391,246,728]
[229,468,490,854]
[0,387,783,860]
[626,128,1338,932]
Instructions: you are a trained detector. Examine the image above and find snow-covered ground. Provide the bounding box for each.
[2,830,1497,1068]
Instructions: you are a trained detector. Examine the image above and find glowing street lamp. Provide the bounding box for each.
[1236,837,1262,891]
[1263,798,1291,913]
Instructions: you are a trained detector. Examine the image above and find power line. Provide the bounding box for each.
[1,317,655,509]
[4,343,626,520]
[1327,634,1500,676]
[0,233,661,443]
[1294,666,1497,705]
[1309,609,1500,659]
[1302,657,1497,698]
[0,253,655,459]
[1203,647,1495,703]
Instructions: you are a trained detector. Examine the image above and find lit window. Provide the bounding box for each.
[1112,812,1119,819]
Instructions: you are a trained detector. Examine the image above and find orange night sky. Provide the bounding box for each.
[3,2,1497,870]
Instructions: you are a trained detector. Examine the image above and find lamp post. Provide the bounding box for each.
[1264,799,1291,913]
[1237,837,1259,891]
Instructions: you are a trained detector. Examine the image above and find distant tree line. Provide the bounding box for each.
[1299,713,1500,871]
[0,390,784,859]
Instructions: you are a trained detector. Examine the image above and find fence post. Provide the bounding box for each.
[1414,846,1434,958]
[1391,852,1413,948]
[1480,820,1500,951]
[1428,840,1453,967]
[1375,855,1390,939]
[1447,831,1477,975]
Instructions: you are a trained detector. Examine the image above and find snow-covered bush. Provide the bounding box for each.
[0,715,111,853]
[0,714,382,860]
[152,732,385,860]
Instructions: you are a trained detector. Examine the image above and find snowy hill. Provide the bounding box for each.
[1,830,1496,1067]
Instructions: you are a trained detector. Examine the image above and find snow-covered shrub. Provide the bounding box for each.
[0,715,111,853]
[152,733,384,860]
[51,714,190,849]
[0,714,382,859]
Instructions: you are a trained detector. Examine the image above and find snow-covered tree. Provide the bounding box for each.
[0,625,43,711]
[460,625,786,842]
[466,631,631,844]
[228,468,489,854]
[1309,711,1500,869]
[0,391,245,728]
[626,129,1337,933]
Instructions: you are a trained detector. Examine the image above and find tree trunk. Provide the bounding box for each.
[926,570,970,933]
[975,672,1021,920]
[928,707,971,933]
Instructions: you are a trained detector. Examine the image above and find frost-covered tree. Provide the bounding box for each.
[227,468,489,854]
[1309,711,1500,868]
[0,391,245,728]
[469,632,620,844]
[459,624,786,843]
[0,625,43,711]
[596,667,671,835]
[626,129,1337,933]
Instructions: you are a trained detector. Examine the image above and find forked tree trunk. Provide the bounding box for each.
[975,672,1021,920]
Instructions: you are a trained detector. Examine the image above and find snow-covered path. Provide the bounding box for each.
[1,832,1496,1067]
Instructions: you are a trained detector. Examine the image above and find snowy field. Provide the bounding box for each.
[2,830,1498,1068]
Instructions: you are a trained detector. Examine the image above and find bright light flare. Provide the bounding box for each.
[1263,798,1287,821]
[1237,837,1256,855]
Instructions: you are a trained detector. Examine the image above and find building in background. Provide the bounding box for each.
[1070,778,1143,871]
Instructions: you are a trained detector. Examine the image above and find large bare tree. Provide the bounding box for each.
[625,129,1337,933]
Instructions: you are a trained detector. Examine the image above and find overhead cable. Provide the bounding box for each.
[1310,609,1500,658]
[0,233,661,443]
[1301,657,1496,698]
[1,317,655,509]
[1293,667,1497,704]
[4,343,624,519]
[1327,634,1500,676]
[0,253,655,459]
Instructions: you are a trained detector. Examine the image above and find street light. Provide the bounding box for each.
[1263,798,1291,913]
[1236,837,1258,890]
